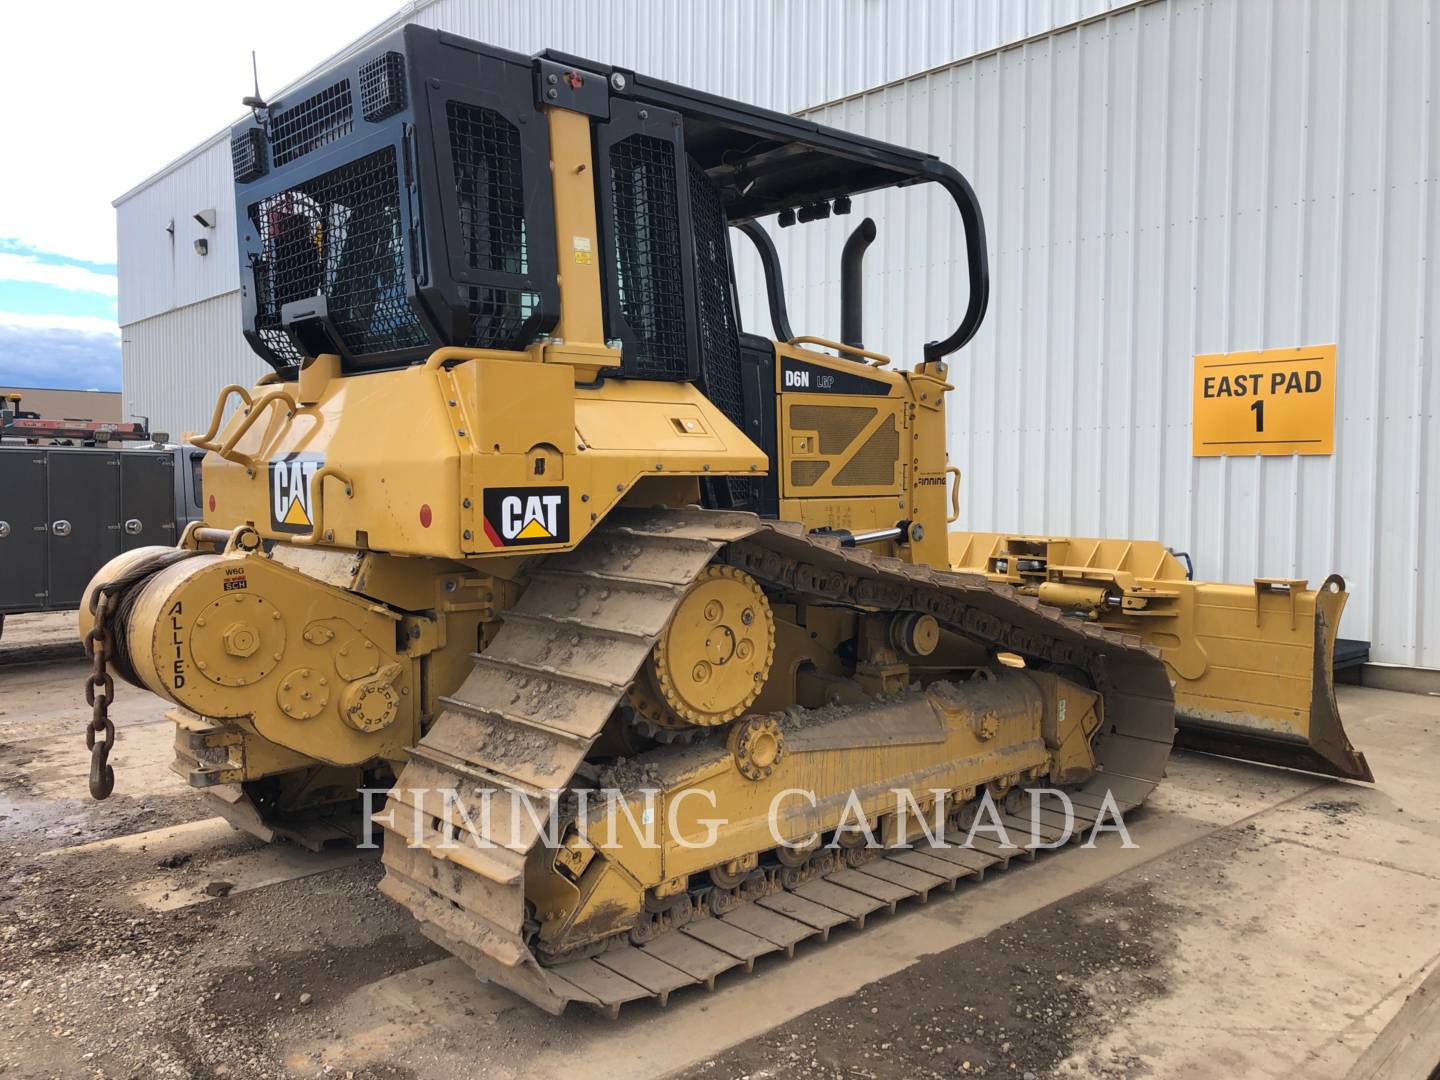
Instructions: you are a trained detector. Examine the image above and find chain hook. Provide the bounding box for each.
[89,740,115,800]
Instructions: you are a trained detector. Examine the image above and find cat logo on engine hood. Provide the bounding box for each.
[482,487,570,547]
[268,453,323,533]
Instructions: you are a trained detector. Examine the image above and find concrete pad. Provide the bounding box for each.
[1055,684,1440,1079]
[41,814,369,911]
[41,815,238,859]
[3,717,180,799]
[283,958,515,1076]
[126,842,369,912]
[0,611,83,666]
[1059,837,1440,1079]
[1343,961,1440,1078]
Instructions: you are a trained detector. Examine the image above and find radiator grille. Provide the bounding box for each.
[272,80,354,167]
[248,145,427,361]
[610,133,688,379]
[789,405,877,454]
[447,101,537,349]
[359,52,406,122]
[834,414,899,486]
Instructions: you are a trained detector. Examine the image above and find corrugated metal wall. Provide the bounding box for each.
[734,0,1438,667]
[121,292,267,440]
[411,0,1123,115]
[115,134,239,327]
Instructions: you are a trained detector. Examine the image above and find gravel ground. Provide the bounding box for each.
[676,880,1178,1080]
[0,836,442,1079]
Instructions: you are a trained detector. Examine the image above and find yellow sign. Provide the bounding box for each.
[1192,345,1335,456]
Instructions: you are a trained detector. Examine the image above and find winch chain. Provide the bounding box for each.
[76,546,203,801]
[82,590,117,800]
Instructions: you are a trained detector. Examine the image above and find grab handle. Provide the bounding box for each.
[188,385,294,473]
[189,385,254,452]
[946,466,962,524]
[787,335,891,367]
[293,466,354,547]
[215,390,295,471]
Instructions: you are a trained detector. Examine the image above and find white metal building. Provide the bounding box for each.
[116,0,1439,671]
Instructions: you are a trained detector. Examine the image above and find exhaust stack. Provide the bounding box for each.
[840,217,877,361]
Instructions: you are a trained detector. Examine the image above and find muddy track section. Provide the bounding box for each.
[377,507,1175,1016]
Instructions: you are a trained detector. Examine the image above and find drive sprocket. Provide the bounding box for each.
[626,564,775,731]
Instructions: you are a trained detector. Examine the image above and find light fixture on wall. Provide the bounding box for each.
[193,208,217,228]
[194,238,209,256]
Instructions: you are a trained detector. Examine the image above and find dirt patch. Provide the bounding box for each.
[677,880,1180,1080]
[0,835,442,1079]
[165,932,437,1079]
[0,750,206,851]
[1305,799,1363,820]
[596,756,664,792]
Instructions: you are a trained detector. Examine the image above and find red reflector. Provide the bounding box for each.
[419,504,433,528]
[208,495,216,512]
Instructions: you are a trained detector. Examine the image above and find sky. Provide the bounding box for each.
[0,0,399,399]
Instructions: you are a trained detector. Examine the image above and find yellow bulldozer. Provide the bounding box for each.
[80,26,1367,1015]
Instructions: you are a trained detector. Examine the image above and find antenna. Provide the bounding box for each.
[242,50,268,116]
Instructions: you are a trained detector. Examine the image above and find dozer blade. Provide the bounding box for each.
[1164,573,1371,782]
[948,533,1372,783]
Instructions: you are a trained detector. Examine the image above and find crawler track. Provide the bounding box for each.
[378,507,1175,1015]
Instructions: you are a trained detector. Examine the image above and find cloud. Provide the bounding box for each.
[0,311,120,336]
[0,252,118,296]
[0,324,121,392]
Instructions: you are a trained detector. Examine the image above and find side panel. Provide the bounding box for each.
[780,395,904,499]
[0,449,48,613]
[775,346,905,503]
[46,451,120,609]
[120,451,179,551]
[201,361,766,559]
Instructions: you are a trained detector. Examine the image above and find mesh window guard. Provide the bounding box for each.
[248,145,427,361]
[610,133,689,379]
[447,101,537,349]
